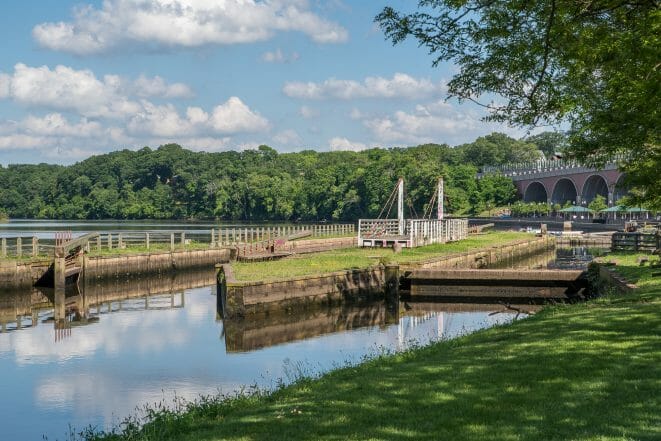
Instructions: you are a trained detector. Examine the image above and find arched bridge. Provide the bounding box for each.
[480,158,627,206]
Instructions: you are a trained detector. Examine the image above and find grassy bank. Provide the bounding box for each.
[78,254,660,440]
[232,231,532,281]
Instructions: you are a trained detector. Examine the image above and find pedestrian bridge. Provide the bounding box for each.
[480,157,627,206]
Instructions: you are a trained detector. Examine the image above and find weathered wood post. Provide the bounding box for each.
[170,233,175,251]
[97,235,102,252]
[211,228,215,247]
[54,245,66,292]
[181,232,186,249]
[118,233,123,249]
[16,238,22,258]
[145,232,150,250]
[108,233,113,250]
[32,237,38,257]
[1,238,6,258]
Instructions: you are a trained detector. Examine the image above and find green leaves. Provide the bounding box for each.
[376,1,660,209]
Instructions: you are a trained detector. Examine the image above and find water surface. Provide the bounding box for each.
[0,275,520,440]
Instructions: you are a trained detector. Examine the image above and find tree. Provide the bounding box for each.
[526,132,568,158]
[588,194,608,213]
[376,1,660,208]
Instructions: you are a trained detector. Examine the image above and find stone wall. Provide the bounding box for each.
[83,248,231,280]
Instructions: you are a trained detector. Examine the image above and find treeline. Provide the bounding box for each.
[0,132,556,221]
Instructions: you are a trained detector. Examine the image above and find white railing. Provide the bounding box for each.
[480,155,625,179]
[358,218,468,247]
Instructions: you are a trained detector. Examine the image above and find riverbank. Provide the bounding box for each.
[78,253,660,441]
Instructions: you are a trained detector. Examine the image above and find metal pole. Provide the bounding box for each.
[397,177,404,235]
[437,177,444,220]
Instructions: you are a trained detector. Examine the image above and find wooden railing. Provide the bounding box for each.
[0,236,49,258]
[0,224,357,260]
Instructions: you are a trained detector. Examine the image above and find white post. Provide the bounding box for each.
[397,177,404,235]
[437,177,444,220]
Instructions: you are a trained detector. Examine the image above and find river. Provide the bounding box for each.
[0,221,601,440]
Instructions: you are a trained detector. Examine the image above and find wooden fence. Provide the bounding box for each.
[0,224,355,258]
[0,236,51,258]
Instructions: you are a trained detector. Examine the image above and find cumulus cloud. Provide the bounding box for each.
[0,113,115,151]
[364,100,525,145]
[127,97,269,137]
[33,0,348,55]
[329,137,367,152]
[261,48,300,64]
[131,75,193,98]
[364,101,480,144]
[283,73,446,100]
[0,63,192,118]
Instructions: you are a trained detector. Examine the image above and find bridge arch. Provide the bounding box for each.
[613,174,628,203]
[581,174,609,205]
[551,178,578,205]
[523,181,548,203]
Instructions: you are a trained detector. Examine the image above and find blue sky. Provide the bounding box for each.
[0,0,527,165]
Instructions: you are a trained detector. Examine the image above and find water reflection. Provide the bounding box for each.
[0,271,522,440]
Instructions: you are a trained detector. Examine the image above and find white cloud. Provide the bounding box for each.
[299,105,319,119]
[0,63,192,118]
[273,129,302,146]
[127,97,269,137]
[33,0,348,55]
[210,97,270,133]
[132,75,193,98]
[261,48,300,64]
[283,73,446,100]
[329,137,367,152]
[0,113,114,151]
[364,100,525,145]
[349,108,364,120]
[263,49,286,63]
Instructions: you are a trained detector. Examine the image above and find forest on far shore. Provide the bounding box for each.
[0,132,563,221]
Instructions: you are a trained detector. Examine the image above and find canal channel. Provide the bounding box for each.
[0,221,606,440]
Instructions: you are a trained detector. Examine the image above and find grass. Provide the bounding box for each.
[74,251,661,441]
[85,241,212,257]
[232,231,532,281]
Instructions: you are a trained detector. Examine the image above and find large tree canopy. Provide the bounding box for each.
[376,1,660,209]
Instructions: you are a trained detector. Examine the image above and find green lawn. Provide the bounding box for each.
[232,231,533,281]
[78,253,661,441]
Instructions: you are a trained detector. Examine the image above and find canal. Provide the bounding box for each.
[0,221,605,439]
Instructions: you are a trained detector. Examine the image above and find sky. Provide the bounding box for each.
[0,0,529,165]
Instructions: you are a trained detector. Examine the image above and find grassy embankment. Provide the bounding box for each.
[78,250,660,441]
[232,231,532,281]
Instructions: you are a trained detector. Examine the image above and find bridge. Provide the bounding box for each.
[480,157,627,206]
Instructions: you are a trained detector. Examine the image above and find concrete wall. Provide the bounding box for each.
[0,260,51,290]
[82,248,231,281]
[221,265,385,318]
